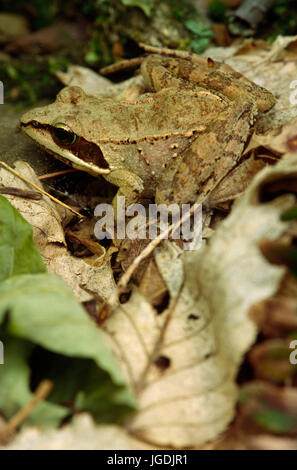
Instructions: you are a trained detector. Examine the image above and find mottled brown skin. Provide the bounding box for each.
[21,53,276,207]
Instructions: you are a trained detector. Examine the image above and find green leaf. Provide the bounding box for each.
[0,273,136,425]
[190,38,211,55]
[185,20,213,38]
[85,51,101,64]
[281,204,297,221]
[254,408,297,434]
[208,0,227,22]
[75,360,136,422]
[29,351,134,423]
[121,0,154,17]
[0,273,130,386]
[0,196,46,282]
[0,335,68,426]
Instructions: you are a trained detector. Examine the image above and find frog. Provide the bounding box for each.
[20,52,276,208]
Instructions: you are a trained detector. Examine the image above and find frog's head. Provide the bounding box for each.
[21,86,111,176]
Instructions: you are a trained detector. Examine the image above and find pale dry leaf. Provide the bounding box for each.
[244,118,297,156]
[101,156,297,448]
[0,161,115,301]
[0,161,66,247]
[265,34,297,62]
[242,434,297,450]
[55,65,145,100]
[55,65,118,97]
[1,413,164,450]
[204,38,270,63]
[1,414,132,450]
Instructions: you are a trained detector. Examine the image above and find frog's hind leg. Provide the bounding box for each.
[141,55,275,113]
[156,97,258,207]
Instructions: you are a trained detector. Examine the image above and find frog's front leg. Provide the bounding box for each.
[104,168,144,208]
[156,96,258,206]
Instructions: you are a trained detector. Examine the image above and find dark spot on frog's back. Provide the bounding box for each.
[68,137,109,169]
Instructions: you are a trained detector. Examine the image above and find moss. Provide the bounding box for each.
[208,0,228,23]
[1,57,68,106]
[267,0,297,40]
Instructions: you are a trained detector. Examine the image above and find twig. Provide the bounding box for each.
[100,57,144,75]
[39,169,79,180]
[0,161,84,219]
[98,202,200,322]
[0,186,42,200]
[0,379,53,443]
[139,43,195,61]
[100,45,197,77]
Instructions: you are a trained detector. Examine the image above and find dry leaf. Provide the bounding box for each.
[1,415,133,450]
[249,295,297,337]
[55,65,145,100]
[0,161,115,301]
[100,156,297,448]
[244,119,297,157]
[139,258,168,308]
[0,13,29,44]
[248,339,295,383]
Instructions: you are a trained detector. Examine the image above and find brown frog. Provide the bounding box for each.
[21,53,275,207]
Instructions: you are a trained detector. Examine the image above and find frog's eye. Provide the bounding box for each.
[51,123,78,146]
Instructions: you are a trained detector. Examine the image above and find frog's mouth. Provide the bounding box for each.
[21,122,111,177]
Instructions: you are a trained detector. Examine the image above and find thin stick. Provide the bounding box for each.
[0,161,84,219]
[139,43,196,61]
[0,186,42,200]
[0,379,53,442]
[100,57,144,75]
[100,46,196,77]
[39,169,79,180]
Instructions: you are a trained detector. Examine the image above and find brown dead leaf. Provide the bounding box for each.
[139,258,168,308]
[0,161,115,301]
[235,381,297,448]
[249,295,297,338]
[248,339,296,383]
[239,434,297,450]
[211,24,231,47]
[244,119,297,157]
[5,21,87,54]
[0,13,29,44]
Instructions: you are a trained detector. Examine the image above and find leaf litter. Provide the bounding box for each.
[0,194,135,438]
[2,35,297,449]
